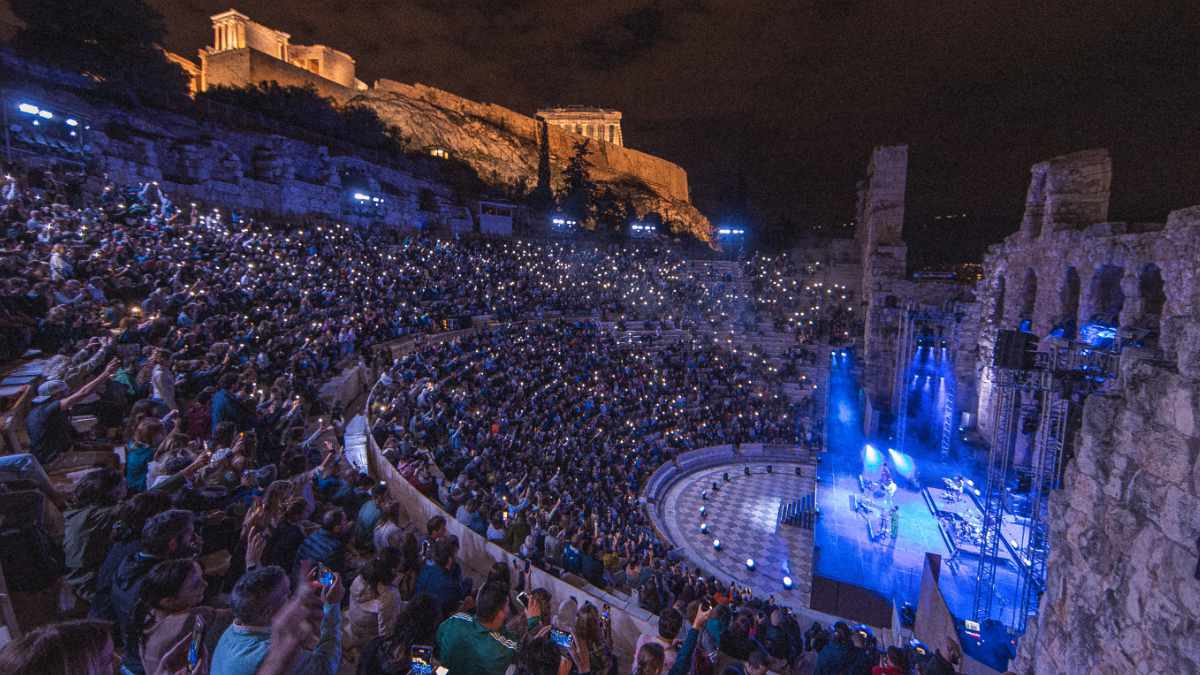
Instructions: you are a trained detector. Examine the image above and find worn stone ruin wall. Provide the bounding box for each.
[1012,350,1200,674]
[1018,148,1112,239]
[21,85,464,230]
[859,145,909,412]
[973,219,1200,439]
[974,148,1200,673]
[203,48,354,101]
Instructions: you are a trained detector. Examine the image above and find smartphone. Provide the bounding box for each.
[516,591,529,608]
[549,628,573,649]
[700,599,712,613]
[316,563,335,588]
[410,644,433,675]
[187,615,205,670]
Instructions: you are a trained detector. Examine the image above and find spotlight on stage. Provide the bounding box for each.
[701,491,708,501]
[699,506,706,516]
[863,444,883,471]
[700,522,708,533]
[713,538,722,550]
[887,448,916,480]
[745,558,755,570]
[783,576,793,589]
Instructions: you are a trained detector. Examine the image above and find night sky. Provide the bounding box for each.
[149,1,1199,263]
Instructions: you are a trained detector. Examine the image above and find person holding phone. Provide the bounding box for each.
[436,580,542,674]
[560,603,613,675]
[132,558,233,675]
[631,603,718,675]
[211,564,344,675]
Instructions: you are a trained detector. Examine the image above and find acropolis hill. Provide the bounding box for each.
[180,9,711,240]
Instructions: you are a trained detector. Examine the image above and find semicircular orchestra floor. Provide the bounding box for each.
[657,460,816,607]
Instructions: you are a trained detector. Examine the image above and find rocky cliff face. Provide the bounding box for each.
[357,81,712,242]
[1012,352,1200,674]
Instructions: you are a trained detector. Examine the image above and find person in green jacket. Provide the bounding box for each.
[436,581,542,675]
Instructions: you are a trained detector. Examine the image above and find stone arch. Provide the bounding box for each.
[1088,264,1125,324]
[1058,267,1081,338]
[1138,263,1166,326]
[1019,268,1038,323]
[992,273,1006,324]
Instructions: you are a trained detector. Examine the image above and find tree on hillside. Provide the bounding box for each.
[10,0,188,104]
[593,187,634,236]
[559,139,596,225]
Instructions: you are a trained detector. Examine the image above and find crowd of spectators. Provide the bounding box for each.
[0,158,958,675]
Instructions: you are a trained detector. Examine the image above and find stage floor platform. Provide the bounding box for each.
[814,463,1024,627]
[659,461,816,608]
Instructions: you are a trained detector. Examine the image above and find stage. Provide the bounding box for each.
[813,456,1025,627]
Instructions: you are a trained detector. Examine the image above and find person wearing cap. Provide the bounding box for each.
[25,358,119,468]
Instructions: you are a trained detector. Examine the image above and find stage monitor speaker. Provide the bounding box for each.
[993,329,1037,370]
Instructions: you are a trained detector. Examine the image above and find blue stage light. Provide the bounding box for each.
[745,558,755,570]
[713,538,722,550]
[887,448,916,480]
[699,506,706,516]
[783,575,793,589]
[863,444,883,471]
[700,522,708,533]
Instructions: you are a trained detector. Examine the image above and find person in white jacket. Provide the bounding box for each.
[150,349,179,412]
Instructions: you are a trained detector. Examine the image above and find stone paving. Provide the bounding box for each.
[658,460,816,607]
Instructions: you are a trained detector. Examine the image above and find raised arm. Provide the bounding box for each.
[59,358,118,411]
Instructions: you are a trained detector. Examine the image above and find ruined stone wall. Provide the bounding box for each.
[1011,352,1200,674]
[974,148,1200,672]
[1019,148,1112,239]
[973,207,1200,437]
[286,45,357,90]
[858,145,909,412]
[16,84,463,231]
[203,47,354,101]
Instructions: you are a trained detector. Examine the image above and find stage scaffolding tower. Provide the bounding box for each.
[891,304,961,458]
[891,305,918,455]
[973,340,1120,632]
